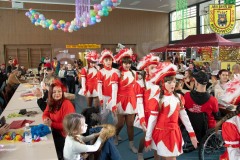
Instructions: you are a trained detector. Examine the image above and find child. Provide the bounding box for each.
[79,51,99,107]
[109,48,138,153]
[97,49,118,124]
[145,62,198,160]
[134,54,159,160]
[63,113,103,160]
[218,105,240,160]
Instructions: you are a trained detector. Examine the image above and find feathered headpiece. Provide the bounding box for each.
[99,49,115,64]
[150,62,178,84]
[114,48,133,63]
[137,53,159,70]
[221,74,240,104]
[85,50,99,62]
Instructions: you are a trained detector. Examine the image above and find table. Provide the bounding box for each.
[0,84,58,160]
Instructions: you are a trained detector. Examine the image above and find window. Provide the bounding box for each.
[170,6,197,41]
[200,0,240,34]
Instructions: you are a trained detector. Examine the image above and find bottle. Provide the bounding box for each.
[24,123,32,144]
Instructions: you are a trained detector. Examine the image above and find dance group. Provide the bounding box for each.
[62,48,239,160]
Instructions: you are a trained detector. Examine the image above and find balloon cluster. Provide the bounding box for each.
[25,0,121,33]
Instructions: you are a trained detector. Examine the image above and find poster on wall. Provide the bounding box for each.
[209,4,236,34]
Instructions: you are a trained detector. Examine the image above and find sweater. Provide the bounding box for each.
[42,99,75,136]
[64,135,102,160]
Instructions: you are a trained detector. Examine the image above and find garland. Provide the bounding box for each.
[25,0,121,33]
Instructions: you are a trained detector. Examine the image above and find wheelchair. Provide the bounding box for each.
[185,110,225,160]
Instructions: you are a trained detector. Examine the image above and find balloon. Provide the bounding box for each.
[96,18,101,23]
[96,15,101,19]
[82,22,87,27]
[25,12,30,16]
[63,28,68,32]
[90,10,96,17]
[65,22,70,27]
[59,20,65,25]
[34,14,39,19]
[91,17,96,23]
[93,4,98,10]
[68,28,73,33]
[103,10,109,16]
[108,6,112,12]
[34,22,39,26]
[52,19,57,25]
[101,1,107,7]
[39,14,45,20]
[112,0,117,2]
[98,10,103,16]
[56,24,61,28]
[107,1,113,6]
[97,4,102,10]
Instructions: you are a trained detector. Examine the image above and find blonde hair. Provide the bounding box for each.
[63,113,85,137]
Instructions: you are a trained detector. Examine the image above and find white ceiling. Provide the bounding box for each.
[1,0,210,12]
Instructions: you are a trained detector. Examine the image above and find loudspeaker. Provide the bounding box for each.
[186,48,191,59]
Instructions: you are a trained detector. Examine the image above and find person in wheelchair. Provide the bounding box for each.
[184,71,219,142]
[218,105,240,160]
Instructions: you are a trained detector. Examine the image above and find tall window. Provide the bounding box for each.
[170,6,197,41]
[200,0,240,34]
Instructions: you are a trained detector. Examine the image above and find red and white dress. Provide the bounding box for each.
[79,66,98,97]
[134,78,160,128]
[110,69,137,114]
[145,92,196,157]
[220,114,240,160]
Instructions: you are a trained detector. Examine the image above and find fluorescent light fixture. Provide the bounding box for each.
[158,4,169,8]
[129,1,141,6]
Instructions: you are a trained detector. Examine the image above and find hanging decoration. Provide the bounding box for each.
[224,0,236,4]
[25,0,121,33]
[176,0,188,30]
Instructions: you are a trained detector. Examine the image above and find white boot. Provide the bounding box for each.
[129,141,138,154]
[137,153,144,160]
[114,135,119,145]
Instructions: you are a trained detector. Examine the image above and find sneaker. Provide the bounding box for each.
[129,143,138,154]
[137,153,144,160]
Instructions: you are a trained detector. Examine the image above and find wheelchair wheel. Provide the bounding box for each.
[199,129,225,160]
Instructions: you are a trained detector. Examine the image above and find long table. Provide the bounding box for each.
[0,84,58,160]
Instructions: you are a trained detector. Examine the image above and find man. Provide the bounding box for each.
[184,71,219,129]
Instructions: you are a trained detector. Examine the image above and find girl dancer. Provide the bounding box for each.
[109,48,138,153]
[97,49,118,124]
[79,51,99,107]
[145,62,198,160]
[134,54,159,160]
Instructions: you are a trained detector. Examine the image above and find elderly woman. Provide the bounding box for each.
[42,79,75,159]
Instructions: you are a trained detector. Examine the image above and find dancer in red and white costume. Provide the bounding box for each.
[97,49,118,124]
[133,54,160,160]
[145,62,198,159]
[78,51,99,107]
[109,48,138,153]
[219,106,240,160]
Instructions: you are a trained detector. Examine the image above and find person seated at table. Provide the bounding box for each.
[0,124,10,136]
[183,70,195,90]
[184,71,219,129]
[7,70,26,90]
[218,105,240,160]
[42,79,75,160]
[63,113,103,160]
[214,69,229,100]
[175,79,185,96]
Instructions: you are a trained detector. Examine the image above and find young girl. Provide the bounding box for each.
[183,70,195,90]
[134,54,159,160]
[79,51,99,107]
[97,49,118,124]
[145,62,198,160]
[109,48,138,153]
[63,113,103,160]
[219,105,240,160]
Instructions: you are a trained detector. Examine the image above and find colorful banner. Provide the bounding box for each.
[209,4,236,34]
[66,44,101,49]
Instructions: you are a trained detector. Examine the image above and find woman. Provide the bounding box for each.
[79,51,99,107]
[42,79,75,159]
[214,69,229,100]
[134,54,159,160]
[145,62,198,160]
[183,70,195,90]
[109,48,138,153]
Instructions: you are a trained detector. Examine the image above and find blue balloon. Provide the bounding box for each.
[107,1,113,6]
[31,19,36,24]
[61,24,65,28]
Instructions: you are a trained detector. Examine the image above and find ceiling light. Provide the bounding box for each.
[129,1,141,6]
[158,4,169,8]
